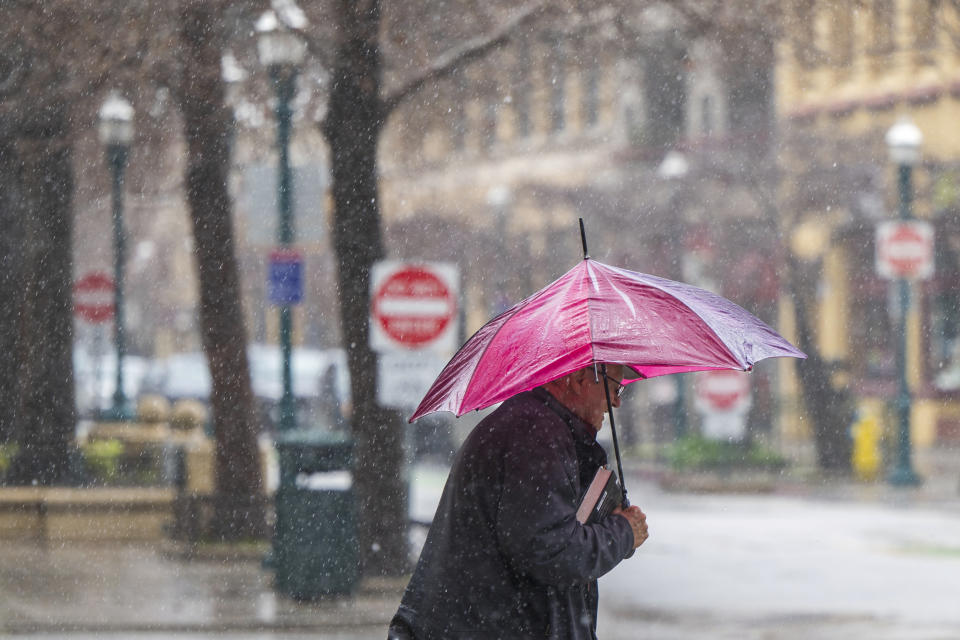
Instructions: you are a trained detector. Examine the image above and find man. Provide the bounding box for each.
[389,364,648,640]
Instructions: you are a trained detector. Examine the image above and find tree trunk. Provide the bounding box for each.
[787,254,853,472]
[0,136,26,445]
[8,110,76,485]
[178,1,266,539]
[323,0,409,577]
[749,171,854,473]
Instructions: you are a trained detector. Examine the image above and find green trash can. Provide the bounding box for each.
[273,429,359,599]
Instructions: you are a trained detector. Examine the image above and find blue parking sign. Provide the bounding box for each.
[269,248,303,305]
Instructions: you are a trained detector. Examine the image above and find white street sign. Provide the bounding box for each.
[377,351,450,410]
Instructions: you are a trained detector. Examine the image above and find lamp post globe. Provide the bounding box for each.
[98,92,135,421]
[258,9,305,433]
[886,116,922,167]
[885,116,922,487]
[657,150,689,181]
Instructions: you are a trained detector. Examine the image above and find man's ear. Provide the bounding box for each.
[569,368,588,393]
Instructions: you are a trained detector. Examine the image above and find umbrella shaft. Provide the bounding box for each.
[600,364,628,507]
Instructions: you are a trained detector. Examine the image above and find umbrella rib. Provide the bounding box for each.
[584,260,599,369]
[460,268,594,411]
[454,303,530,414]
[602,263,746,370]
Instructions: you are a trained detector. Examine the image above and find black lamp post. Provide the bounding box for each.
[885,116,923,487]
[658,150,690,439]
[98,92,135,421]
[258,9,306,433]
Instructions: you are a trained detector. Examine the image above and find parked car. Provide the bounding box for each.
[138,345,351,432]
[73,349,150,420]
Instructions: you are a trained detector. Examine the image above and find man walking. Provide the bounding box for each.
[389,364,648,639]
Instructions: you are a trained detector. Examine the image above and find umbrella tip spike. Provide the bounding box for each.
[579,218,589,259]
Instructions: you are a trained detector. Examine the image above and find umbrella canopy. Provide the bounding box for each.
[410,258,804,422]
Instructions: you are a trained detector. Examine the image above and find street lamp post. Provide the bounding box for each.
[98,92,135,421]
[258,9,306,433]
[658,150,690,440]
[486,185,512,315]
[885,116,923,486]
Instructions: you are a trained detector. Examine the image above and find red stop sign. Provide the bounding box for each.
[697,370,751,412]
[372,266,457,348]
[74,272,115,323]
[876,221,934,280]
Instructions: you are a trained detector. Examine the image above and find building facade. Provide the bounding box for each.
[376,9,786,446]
[776,0,960,451]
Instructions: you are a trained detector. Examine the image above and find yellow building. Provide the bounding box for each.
[776,0,960,450]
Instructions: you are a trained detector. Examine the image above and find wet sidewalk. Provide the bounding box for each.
[0,541,403,637]
[2,450,958,638]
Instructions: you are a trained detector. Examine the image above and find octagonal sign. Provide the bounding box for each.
[370,261,459,352]
[876,220,934,281]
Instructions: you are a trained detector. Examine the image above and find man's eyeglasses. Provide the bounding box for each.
[600,373,626,398]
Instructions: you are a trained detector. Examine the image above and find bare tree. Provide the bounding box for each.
[0,3,94,483]
[294,0,552,577]
[288,0,797,575]
[0,133,26,446]
[697,125,856,472]
[0,2,267,529]
[173,0,266,538]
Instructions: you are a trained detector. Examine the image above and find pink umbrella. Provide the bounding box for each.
[410,258,805,422]
[411,225,804,507]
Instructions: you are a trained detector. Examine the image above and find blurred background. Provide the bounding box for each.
[2,1,960,637]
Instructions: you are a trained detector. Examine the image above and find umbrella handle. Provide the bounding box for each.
[600,363,628,507]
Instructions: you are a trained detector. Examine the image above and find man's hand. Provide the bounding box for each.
[613,505,648,549]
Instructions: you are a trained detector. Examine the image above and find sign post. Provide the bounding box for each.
[74,272,115,415]
[882,117,926,486]
[370,261,459,409]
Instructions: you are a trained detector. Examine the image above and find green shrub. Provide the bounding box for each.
[82,439,125,484]
[665,435,787,472]
[0,443,19,475]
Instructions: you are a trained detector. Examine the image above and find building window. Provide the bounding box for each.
[930,223,960,392]
[931,291,960,390]
[830,0,854,66]
[793,0,819,69]
[582,62,599,129]
[480,99,497,151]
[870,0,895,53]
[513,41,531,139]
[701,95,714,136]
[451,72,466,152]
[914,0,940,49]
[549,39,565,133]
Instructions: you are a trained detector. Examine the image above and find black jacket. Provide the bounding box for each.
[391,389,635,639]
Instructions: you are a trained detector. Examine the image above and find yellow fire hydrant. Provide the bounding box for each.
[851,413,882,481]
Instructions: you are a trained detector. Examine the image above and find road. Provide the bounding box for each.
[598,483,960,639]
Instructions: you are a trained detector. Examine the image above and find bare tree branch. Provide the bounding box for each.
[382,2,552,114]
